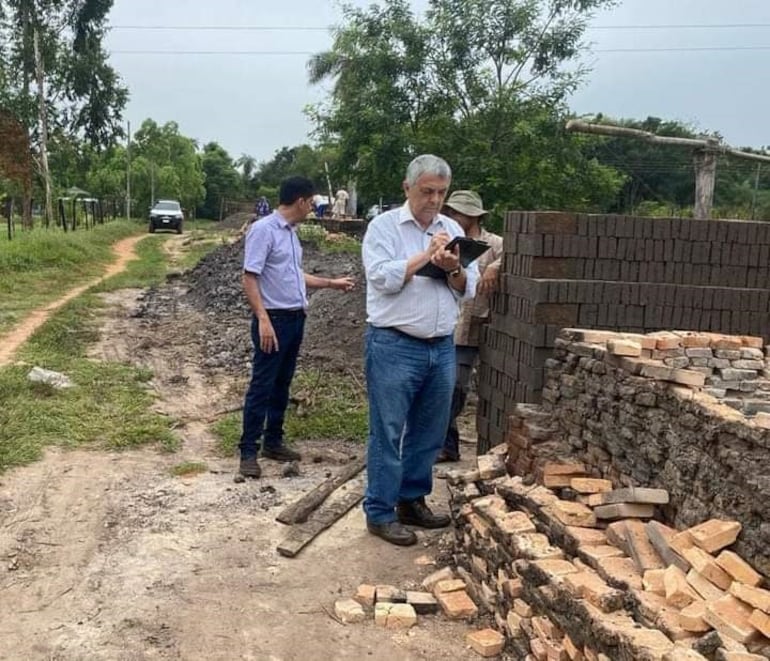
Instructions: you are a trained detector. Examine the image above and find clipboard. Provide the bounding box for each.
[415,237,490,279]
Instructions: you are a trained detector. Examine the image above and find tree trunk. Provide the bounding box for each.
[33,28,54,227]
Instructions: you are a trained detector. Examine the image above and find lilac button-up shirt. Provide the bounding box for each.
[243,211,307,310]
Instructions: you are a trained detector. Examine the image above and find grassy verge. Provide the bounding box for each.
[0,220,144,333]
[212,368,368,456]
[297,222,361,254]
[0,294,177,472]
[0,223,200,473]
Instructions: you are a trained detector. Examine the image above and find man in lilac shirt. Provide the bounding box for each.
[239,176,355,478]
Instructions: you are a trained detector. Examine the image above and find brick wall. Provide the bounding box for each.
[478,212,770,451]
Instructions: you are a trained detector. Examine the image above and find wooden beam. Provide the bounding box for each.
[276,476,365,558]
[276,455,366,525]
[566,119,709,148]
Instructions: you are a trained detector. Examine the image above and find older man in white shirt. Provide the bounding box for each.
[362,154,479,546]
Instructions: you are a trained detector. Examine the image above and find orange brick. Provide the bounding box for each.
[562,635,584,661]
[570,477,614,494]
[513,598,533,618]
[354,584,376,607]
[533,615,563,642]
[687,519,742,554]
[466,628,505,657]
[730,582,770,613]
[533,559,580,579]
[680,600,710,633]
[543,461,587,476]
[669,530,695,558]
[434,578,466,595]
[548,500,597,528]
[437,590,478,619]
[566,526,608,547]
[594,503,655,520]
[531,637,548,660]
[704,595,760,644]
[564,571,624,613]
[681,547,732,590]
[716,551,763,587]
[643,569,666,596]
[748,609,770,638]
[624,520,665,573]
[686,569,725,602]
[499,511,537,535]
[595,556,643,591]
[664,565,700,608]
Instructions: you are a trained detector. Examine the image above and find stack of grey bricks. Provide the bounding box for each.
[477,211,770,451]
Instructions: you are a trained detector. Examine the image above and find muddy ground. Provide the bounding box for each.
[0,232,487,660]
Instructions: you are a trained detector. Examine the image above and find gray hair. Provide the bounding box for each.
[405,154,452,186]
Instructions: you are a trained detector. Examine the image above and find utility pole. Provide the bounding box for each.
[125,120,131,220]
[751,163,762,220]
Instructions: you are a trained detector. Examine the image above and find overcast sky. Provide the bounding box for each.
[105,0,769,164]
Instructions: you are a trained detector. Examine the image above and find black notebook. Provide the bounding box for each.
[415,236,490,279]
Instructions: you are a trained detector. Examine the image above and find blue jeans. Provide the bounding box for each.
[363,326,455,524]
[442,345,479,459]
[239,311,305,459]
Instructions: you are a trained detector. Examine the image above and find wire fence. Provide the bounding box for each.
[2,197,124,240]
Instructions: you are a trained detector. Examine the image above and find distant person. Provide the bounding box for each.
[436,190,503,463]
[312,193,329,218]
[239,176,356,478]
[331,189,349,218]
[361,154,479,546]
[254,196,270,219]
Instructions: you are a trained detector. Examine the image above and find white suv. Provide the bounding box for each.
[148,200,184,234]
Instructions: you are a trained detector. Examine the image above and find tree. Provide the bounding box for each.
[123,119,205,215]
[308,0,621,218]
[0,0,127,225]
[198,142,241,219]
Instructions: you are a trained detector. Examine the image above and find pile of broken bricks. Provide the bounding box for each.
[445,451,770,660]
[333,570,508,658]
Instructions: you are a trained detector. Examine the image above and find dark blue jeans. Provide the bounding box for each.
[239,311,305,459]
[363,326,455,524]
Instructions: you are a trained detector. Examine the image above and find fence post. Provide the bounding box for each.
[4,198,13,241]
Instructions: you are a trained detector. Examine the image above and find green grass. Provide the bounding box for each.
[170,461,208,476]
[0,220,144,333]
[0,294,177,472]
[212,368,368,456]
[297,222,361,255]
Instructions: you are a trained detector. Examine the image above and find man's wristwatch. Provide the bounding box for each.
[448,266,463,278]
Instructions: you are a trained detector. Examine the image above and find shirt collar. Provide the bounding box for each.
[397,203,447,231]
[271,211,292,230]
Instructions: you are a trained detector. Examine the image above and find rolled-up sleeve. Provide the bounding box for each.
[459,261,480,301]
[362,221,408,294]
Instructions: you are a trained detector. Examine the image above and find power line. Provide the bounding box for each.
[109,45,770,56]
[590,23,770,30]
[108,23,770,32]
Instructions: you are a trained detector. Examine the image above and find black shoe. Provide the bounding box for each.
[366,521,418,546]
[239,457,262,478]
[435,450,460,463]
[397,498,451,529]
[262,445,302,462]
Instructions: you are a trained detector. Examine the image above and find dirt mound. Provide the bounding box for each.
[218,211,253,230]
[138,236,366,375]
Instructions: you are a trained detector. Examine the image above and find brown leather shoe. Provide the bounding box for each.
[366,521,418,546]
[397,498,450,529]
[262,445,302,462]
[239,457,262,478]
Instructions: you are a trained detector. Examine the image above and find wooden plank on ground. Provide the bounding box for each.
[276,455,366,525]
[277,477,365,558]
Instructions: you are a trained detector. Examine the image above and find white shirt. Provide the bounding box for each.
[362,204,479,339]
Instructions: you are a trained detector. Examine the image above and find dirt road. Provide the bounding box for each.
[0,238,488,660]
[0,234,146,367]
